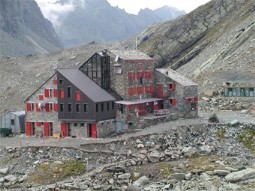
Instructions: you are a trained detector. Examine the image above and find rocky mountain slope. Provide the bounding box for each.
[50,0,184,48]
[129,0,255,94]
[0,0,63,57]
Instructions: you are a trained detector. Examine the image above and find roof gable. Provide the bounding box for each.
[57,69,116,102]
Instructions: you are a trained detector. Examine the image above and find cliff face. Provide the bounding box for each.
[130,0,255,93]
[0,0,63,57]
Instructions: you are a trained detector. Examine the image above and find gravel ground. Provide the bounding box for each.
[0,111,254,149]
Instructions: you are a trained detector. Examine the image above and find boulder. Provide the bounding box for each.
[214,170,230,176]
[0,167,9,175]
[147,150,160,163]
[208,113,219,123]
[200,145,214,154]
[230,119,239,126]
[133,176,150,187]
[4,175,17,182]
[182,146,198,157]
[171,173,186,181]
[225,168,255,182]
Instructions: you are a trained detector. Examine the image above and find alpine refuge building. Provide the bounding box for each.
[25,49,198,138]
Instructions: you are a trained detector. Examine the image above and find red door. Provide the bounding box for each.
[61,123,67,137]
[91,124,97,138]
[44,122,49,137]
[26,122,31,136]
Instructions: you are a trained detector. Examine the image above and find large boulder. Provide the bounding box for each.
[147,150,160,163]
[225,168,255,182]
[133,176,150,187]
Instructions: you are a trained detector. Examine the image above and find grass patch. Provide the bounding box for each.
[185,156,223,172]
[158,163,173,177]
[237,129,255,152]
[216,128,225,141]
[28,160,86,185]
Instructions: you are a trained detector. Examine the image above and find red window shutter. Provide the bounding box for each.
[128,72,132,79]
[44,122,49,137]
[135,72,138,79]
[128,87,132,95]
[38,95,43,100]
[61,123,67,137]
[45,103,50,112]
[36,103,40,112]
[36,122,41,126]
[194,97,198,102]
[44,89,49,97]
[145,71,149,79]
[53,79,57,84]
[172,83,176,91]
[60,90,64,98]
[137,87,140,94]
[76,91,81,101]
[157,84,163,96]
[53,89,58,97]
[141,86,145,94]
[128,105,133,109]
[133,87,137,94]
[26,122,31,136]
[150,86,154,93]
[26,103,31,112]
[172,99,177,106]
[54,103,58,112]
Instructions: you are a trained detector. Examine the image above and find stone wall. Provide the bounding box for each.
[154,71,198,118]
[25,75,60,136]
[97,119,116,138]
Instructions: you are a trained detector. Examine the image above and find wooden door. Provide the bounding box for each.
[26,122,31,136]
[61,123,67,137]
[91,123,97,138]
[44,122,49,137]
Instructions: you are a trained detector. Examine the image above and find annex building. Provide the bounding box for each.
[25,49,198,138]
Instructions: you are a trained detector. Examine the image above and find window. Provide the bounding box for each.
[11,119,15,125]
[59,79,63,84]
[26,103,35,111]
[138,63,143,70]
[107,102,110,111]
[101,103,104,112]
[191,103,197,110]
[67,87,72,98]
[169,98,177,106]
[76,104,80,112]
[96,104,98,112]
[76,91,81,101]
[59,89,64,98]
[73,123,78,127]
[49,103,53,111]
[68,104,72,112]
[80,123,85,127]
[38,95,44,100]
[112,102,114,110]
[84,104,88,112]
[169,83,176,91]
[60,104,64,112]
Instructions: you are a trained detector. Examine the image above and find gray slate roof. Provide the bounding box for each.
[108,49,153,61]
[57,69,116,102]
[156,68,197,86]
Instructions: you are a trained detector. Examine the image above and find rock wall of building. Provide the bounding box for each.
[154,71,198,117]
[25,75,60,136]
[97,119,116,138]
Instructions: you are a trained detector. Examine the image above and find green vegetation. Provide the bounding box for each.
[0,128,12,137]
[158,163,173,177]
[186,156,223,172]
[237,129,255,152]
[28,160,86,184]
[216,128,225,141]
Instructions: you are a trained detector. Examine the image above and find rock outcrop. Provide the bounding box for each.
[0,0,63,56]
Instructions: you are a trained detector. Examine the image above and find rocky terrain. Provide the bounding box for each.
[0,121,255,190]
[0,0,63,57]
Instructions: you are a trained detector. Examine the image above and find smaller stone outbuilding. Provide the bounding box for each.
[0,111,25,133]
[223,82,255,97]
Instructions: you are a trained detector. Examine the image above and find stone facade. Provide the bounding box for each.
[25,75,60,137]
[154,69,198,118]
